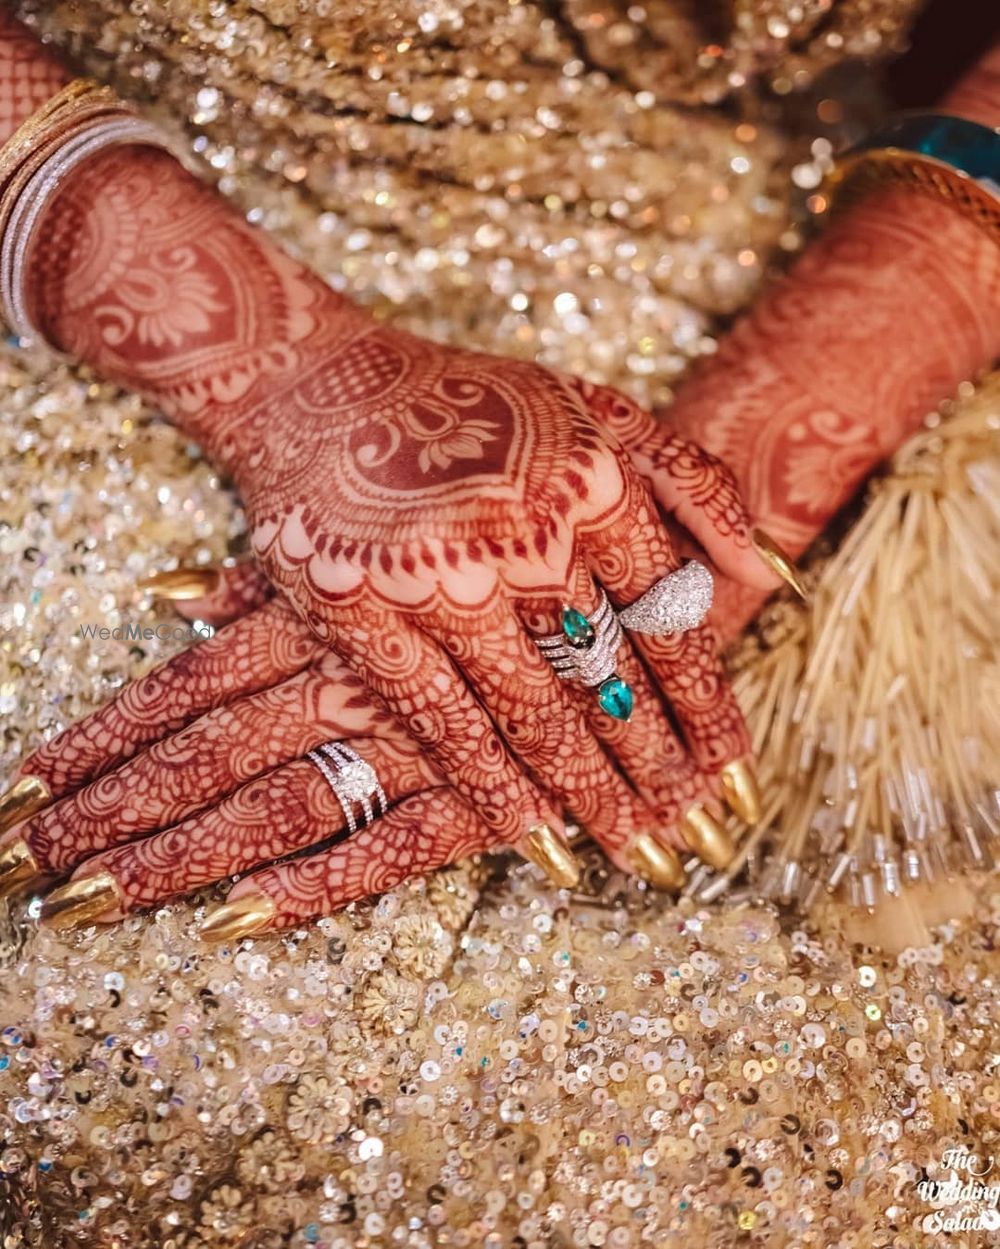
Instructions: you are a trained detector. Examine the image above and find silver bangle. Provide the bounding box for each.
[0,114,176,345]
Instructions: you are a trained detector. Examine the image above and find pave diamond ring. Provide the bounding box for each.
[617,560,714,636]
[306,742,388,835]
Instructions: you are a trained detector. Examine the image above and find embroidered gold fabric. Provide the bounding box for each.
[5,3,999,1247]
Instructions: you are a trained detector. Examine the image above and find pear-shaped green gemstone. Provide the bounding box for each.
[598,676,634,721]
[561,605,595,649]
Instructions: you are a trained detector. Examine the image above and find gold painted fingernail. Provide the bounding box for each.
[720,759,762,825]
[681,805,735,872]
[519,822,581,889]
[200,893,277,942]
[0,837,40,900]
[40,871,124,930]
[628,832,685,891]
[751,528,808,602]
[0,775,51,834]
[137,567,220,602]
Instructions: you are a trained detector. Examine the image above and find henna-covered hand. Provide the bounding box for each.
[0,563,745,935]
[0,593,495,933]
[25,144,776,884]
[619,46,1000,644]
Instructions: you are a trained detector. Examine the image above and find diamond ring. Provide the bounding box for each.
[307,742,388,835]
[618,560,714,636]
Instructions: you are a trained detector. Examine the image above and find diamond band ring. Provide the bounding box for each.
[617,560,714,636]
[307,742,388,835]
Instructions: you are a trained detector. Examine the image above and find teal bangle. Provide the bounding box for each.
[828,112,1000,244]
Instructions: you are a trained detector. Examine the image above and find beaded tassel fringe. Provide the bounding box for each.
[687,375,1000,920]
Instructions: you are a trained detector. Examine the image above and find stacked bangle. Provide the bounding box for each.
[0,77,176,346]
[827,112,1000,245]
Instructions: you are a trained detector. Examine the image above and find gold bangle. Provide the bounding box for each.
[0,78,111,184]
[0,96,132,260]
[826,113,1000,247]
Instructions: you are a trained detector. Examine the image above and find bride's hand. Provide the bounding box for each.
[0,593,499,936]
[0,555,760,934]
[35,162,780,879]
[610,50,1000,644]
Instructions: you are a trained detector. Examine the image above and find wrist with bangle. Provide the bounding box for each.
[0,76,178,347]
[0,78,996,360]
[827,112,1000,244]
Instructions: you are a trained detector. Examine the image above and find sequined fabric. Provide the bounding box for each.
[6,3,998,1247]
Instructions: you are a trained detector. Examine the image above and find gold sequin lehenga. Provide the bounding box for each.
[1,3,998,1246]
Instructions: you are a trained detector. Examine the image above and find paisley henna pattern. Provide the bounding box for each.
[93,742,443,912]
[232,788,490,929]
[22,650,436,873]
[240,359,749,847]
[32,153,344,447]
[24,598,322,798]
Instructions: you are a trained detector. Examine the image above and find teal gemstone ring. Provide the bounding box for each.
[535,590,634,722]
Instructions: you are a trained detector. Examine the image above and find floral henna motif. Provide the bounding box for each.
[33,150,339,451]
[26,79,757,866]
[236,788,490,928]
[658,189,1000,641]
[243,351,618,576]
[28,153,658,598]
[24,599,321,799]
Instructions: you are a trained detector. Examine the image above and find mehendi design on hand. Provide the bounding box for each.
[20,648,428,873]
[14,599,456,917]
[95,739,443,912]
[28,131,764,878]
[651,190,1000,641]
